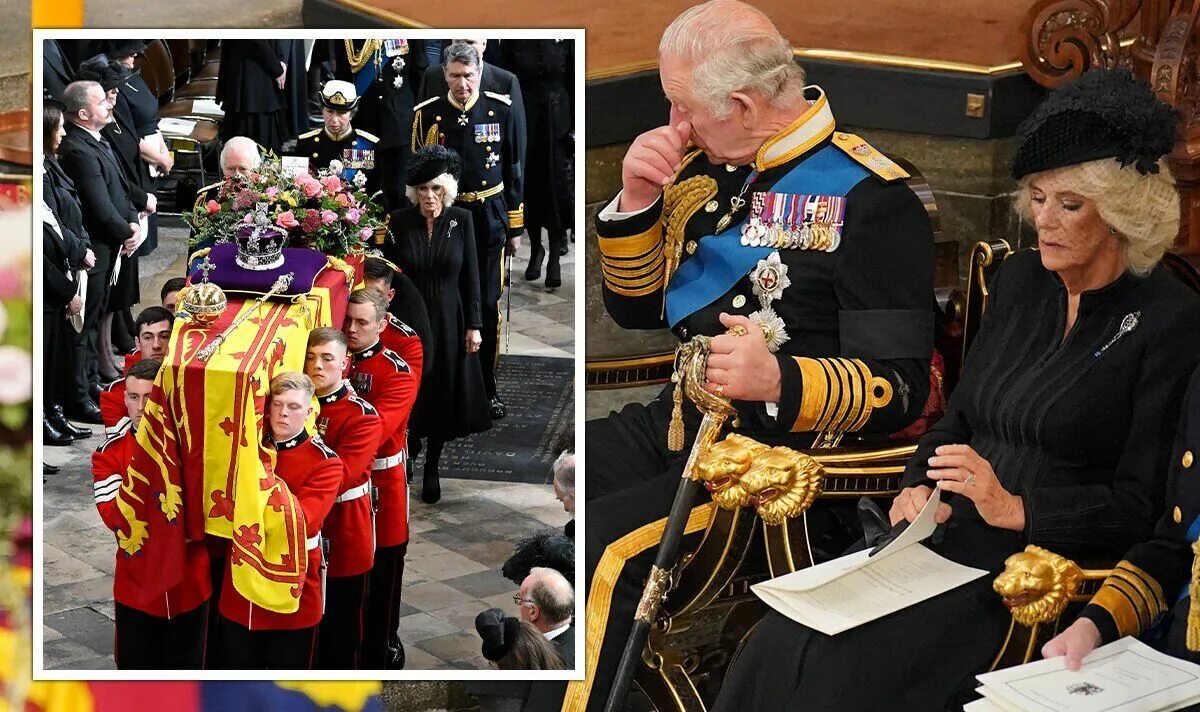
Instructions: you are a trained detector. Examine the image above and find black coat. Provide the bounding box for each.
[42,39,73,102]
[57,123,144,274]
[500,40,574,233]
[718,250,1200,711]
[43,217,80,310]
[216,40,285,113]
[43,157,91,267]
[382,205,490,441]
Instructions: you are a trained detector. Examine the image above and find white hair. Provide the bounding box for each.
[219,136,261,173]
[405,172,459,207]
[552,450,574,491]
[527,567,574,625]
[658,0,806,119]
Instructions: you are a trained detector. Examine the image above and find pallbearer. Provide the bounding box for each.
[93,359,211,669]
[344,289,419,669]
[215,372,343,670]
[306,328,383,669]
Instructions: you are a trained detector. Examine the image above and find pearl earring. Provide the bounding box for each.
[1109,227,1119,234]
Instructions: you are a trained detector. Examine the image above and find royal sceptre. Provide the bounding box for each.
[197,272,295,362]
[604,334,736,712]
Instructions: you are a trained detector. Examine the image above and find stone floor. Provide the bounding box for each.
[41,221,575,671]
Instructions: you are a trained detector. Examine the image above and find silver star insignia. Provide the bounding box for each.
[458,114,469,126]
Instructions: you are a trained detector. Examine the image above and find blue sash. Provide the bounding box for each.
[353,50,378,96]
[664,145,870,328]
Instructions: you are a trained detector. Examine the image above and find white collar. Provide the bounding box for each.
[754,85,836,171]
[543,622,571,640]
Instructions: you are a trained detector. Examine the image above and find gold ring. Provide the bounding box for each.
[727,325,748,337]
[714,383,725,396]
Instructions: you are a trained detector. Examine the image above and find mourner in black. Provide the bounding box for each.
[718,68,1200,711]
[216,40,289,155]
[294,80,383,202]
[43,100,99,435]
[412,42,525,420]
[382,145,491,503]
[500,39,575,288]
[43,39,74,102]
[336,39,429,210]
[417,38,526,154]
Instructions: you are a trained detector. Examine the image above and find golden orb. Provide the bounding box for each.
[181,281,227,325]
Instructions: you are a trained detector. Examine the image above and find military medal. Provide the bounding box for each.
[485,152,500,169]
[316,416,330,437]
[459,112,469,127]
[750,252,790,308]
[744,192,846,253]
[719,170,758,233]
[749,306,789,352]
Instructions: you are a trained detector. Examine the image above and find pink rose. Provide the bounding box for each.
[321,210,338,225]
[265,186,280,198]
[206,199,220,215]
[275,210,300,229]
[320,175,343,194]
[345,208,362,225]
[335,193,352,208]
[0,346,31,404]
[300,180,322,199]
[243,213,255,224]
[359,227,373,240]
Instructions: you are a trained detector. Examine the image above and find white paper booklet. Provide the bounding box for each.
[974,637,1200,712]
[751,487,987,635]
[159,118,198,136]
[189,98,225,117]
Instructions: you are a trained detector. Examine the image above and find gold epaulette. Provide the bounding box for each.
[831,132,910,183]
[1091,560,1167,640]
[791,357,894,433]
[355,129,380,143]
[298,128,321,140]
[483,90,512,106]
[414,95,439,111]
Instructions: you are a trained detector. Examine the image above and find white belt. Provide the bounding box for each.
[306,532,321,550]
[335,482,371,503]
[372,450,405,470]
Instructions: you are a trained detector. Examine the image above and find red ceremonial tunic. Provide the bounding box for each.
[218,430,344,630]
[123,348,142,372]
[382,314,424,387]
[348,341,418,548]
[93,424,211,618]
[99,378,128,437]
[316,383,383,577]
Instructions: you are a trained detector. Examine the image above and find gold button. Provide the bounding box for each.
[1175,506,1183,524]
[725,164,737,172]
[1185,451,1194,468]
[314,136,319,142]
[733,295,746,308]
[705,200,719,213]
[489,110,495,116]
[486,146,493,152]
[312,153,319,158]
[436,116,442,121]
[685,241,697,255]
[481,180,488,186]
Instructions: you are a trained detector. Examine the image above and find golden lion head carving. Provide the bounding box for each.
[693,433,768,510]
[993,545,1082,627]
[738,446,824,526]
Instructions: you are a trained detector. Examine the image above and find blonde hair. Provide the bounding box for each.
[405,172,458,207]
[658,0,806,119]
[1015,158,1180,276]
[269,371,315,401]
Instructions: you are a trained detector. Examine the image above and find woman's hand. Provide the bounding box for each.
[926,444,1025,530]
[66,295,83,316]
[889,485,953,526]
[703,313,781,402]
[465,329,482,353]
[1043,618,1102,671]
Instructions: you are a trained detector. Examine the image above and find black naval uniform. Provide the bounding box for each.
[569,87,935,711]
[336,39,429,211]
[412,89,525,405]
[1078,364,1200,663]
[294,126,382,200]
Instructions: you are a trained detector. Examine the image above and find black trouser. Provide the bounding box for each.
[478,244,503,401]
[114,600,209,669]
[215,619,318,670]
[43,308,66,410]
[361,541,407,668]
[582,389,858,711]
[315,573,369,669]
[83,255,111,392]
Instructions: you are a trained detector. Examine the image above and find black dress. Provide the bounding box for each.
[716,249,1200,711]
[119,71,160,256]
[500,40,574,235]
[383,205,491,441]
[216,40,287,155]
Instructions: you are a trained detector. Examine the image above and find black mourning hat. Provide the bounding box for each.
[76,55,137,92]
[90,39,147,58]
[406,144,462,187]
[501,531,575,585]
[475,608,521,662]
[1012,68,1179,179]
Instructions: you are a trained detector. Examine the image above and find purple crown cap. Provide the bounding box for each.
[235,223,287,271]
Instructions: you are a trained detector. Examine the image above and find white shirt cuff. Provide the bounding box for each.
[597,191,661,222]
[764,402,779,419]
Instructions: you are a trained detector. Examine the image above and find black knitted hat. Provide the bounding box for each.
[76,55,136,92]
[405,145,462,187]
[1012,68,1178,179]
[475,608,521,662]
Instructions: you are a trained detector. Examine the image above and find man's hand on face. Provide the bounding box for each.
[618,121,692,213]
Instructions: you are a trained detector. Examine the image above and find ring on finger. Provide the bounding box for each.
[713,383,725,397]
[964,473,977,486]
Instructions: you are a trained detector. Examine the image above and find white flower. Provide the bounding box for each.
[329,159,345,175]
[750,251,790,308]
[750,306,790,353]
[0,346,31,404]
[353,171,368,188]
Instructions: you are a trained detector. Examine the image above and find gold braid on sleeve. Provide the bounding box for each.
[1090,560,1168,641]
[790,357,893,436]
